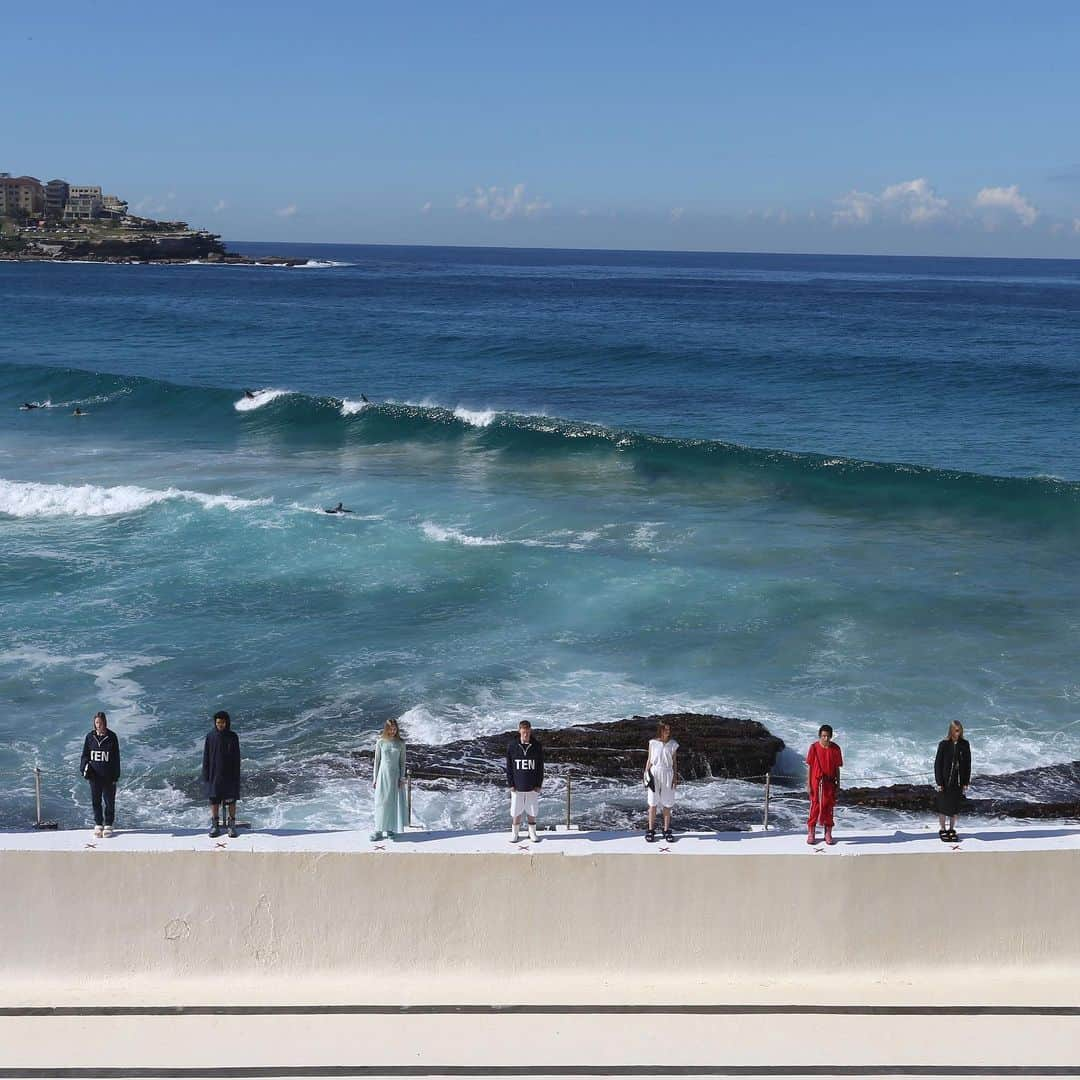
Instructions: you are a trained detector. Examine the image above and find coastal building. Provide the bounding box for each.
[0,174,46,220]
[45,179,70,220]
[68,184,103,200]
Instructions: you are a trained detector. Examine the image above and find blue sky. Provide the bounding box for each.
[5,0,1080,255]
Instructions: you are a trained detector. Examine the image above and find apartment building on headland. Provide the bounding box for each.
[0,175,46,219]
[1,172,128,222]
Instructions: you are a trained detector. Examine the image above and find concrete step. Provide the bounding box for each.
[2,1005,1079,1077]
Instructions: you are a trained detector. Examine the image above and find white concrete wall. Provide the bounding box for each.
[4,850,1080,982]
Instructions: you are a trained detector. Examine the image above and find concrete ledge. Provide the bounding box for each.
[3,827,1080,988]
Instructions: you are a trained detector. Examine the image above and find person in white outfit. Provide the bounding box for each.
[644,720,678,843]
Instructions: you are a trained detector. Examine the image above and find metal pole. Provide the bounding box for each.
[406,773,412,828]
[763,772,771,830]
[565,777,572,830]
[34,766,42,826]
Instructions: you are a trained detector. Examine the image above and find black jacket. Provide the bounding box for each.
[202,723,241,801]
[80,730,121,782]
[934,737,971,789]
[505,737,544,791]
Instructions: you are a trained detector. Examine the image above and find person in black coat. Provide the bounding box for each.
[80,711,121,838]
[202,710,241,838]
[934,720,971,842]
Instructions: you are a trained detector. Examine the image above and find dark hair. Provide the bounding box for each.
[93,711,108,725]
[213,710,230,724]
[818,724,833,737]
[518,720,532,729]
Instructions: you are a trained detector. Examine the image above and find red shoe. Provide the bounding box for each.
[824,827,836,845]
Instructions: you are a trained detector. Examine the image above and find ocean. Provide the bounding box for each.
[2,244,1078,831]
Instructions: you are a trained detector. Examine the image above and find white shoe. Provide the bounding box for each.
[528,823,539,843]
[510,826,520,844]
[103,825,114,838]
[93,825,103,838]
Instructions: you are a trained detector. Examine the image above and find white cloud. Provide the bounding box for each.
[420,201,432,215]
[1074,219,1080,235]
[456,183,551,221]
[761,208,791,224]
[833,178,948,227]
[974,185,1038,228]
[212,199,227,213]
[670,207,685,222]
[832,188,877,226]
[881,178,949,223]
[274,204,298,218]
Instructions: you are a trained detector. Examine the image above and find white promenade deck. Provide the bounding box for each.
[5,821,1080,856]
[4,826,1080,1078]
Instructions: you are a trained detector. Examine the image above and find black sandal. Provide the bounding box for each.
[645,829,656,843]
[938,829,949,842]
[947,829,959,842]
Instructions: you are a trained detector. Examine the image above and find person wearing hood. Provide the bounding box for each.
[202,710,241,838]
[80,711,121,838]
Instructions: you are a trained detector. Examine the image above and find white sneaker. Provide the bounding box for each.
[93,825,103,838]
[528,823,539,843]
[510,825,520,844]
[103,826,113,838]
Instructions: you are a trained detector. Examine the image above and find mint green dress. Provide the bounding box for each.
[373,737,407,835]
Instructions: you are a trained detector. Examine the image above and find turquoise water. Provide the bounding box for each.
[2,246,1079,830]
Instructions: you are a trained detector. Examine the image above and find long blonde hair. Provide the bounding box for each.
[381,719,403,741]
[947,720,964,740]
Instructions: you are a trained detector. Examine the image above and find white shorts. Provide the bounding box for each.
[510,790,539,819]
[647,785,676,810]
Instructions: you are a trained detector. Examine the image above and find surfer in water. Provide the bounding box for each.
[243,389,256,399]
[72,407,85,417]
[20,402,39,411]
[324,502,353,514]
[360,393,370,404]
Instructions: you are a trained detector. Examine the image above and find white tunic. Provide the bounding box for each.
[645,738,679,790]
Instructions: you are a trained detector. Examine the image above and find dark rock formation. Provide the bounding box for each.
[840,759,1080,819]
[351,712,785,786]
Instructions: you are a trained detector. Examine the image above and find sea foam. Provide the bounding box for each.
[234,389,289,412]
[420,521,505,546]
[452,406,497,428]
[0,478,268,519]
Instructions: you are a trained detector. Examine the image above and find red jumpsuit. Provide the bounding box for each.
[806,741,843,828]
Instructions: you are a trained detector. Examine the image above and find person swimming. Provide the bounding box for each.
[324,502,353,514]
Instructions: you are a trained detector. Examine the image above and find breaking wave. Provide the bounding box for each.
[0,477,270,519]
[6,362,1080,527]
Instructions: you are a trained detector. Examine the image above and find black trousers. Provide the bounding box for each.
[88,776,116,826]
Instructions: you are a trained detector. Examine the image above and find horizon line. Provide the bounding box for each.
[221,239,1080,264]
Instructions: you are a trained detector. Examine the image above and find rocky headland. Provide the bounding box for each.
[1,226,309,266]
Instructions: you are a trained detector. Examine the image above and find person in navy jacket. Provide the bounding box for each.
[505,720,544,844]
[202,710,241,838]
[80,711,121,838]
